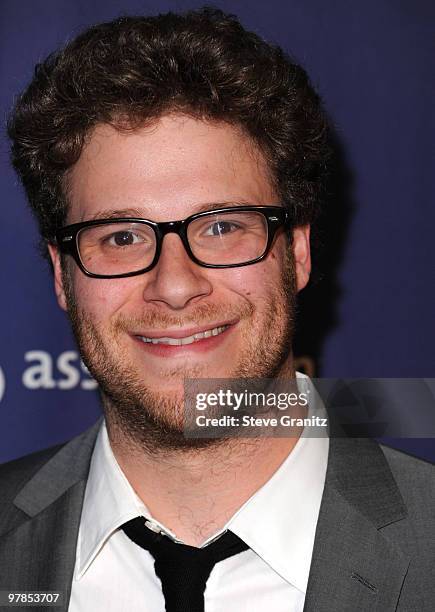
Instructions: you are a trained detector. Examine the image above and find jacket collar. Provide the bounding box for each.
[0,419,102,611]
[13,419,102,518]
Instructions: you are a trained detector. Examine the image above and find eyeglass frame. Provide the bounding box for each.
[54,205,293,279]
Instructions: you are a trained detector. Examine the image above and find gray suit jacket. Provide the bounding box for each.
[0,419,434,611]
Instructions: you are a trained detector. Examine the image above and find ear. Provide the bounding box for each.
[292,225,311,292]
[47,243,68,311]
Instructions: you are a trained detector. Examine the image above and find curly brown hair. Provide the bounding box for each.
[8,7,330,259]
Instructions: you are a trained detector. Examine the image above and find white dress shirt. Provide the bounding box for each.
[69,374,329,611]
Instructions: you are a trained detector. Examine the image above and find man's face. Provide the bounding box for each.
[49,114,311,450]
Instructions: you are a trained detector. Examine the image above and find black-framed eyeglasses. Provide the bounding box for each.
[55,205,292,279]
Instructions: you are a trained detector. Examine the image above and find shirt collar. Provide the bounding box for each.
[226,415,328,592]
[76,422,147,578]
[76,373,329,594]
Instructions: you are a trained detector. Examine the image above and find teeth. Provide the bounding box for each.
[181,336,195,345]
[139,325,228,346]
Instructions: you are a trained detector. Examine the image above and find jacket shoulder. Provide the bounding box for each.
[0,418,102,535]
[380,444,435,481]
[380,444,435,520]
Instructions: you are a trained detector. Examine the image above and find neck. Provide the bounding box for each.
[109,425,301,546]
[107,363,303,546]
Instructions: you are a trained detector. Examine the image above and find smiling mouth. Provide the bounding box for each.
[137,325,230,346]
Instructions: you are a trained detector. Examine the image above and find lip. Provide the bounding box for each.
[131,319,239,340]
[131,321,237,357]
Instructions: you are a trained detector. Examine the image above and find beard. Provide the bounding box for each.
[63,249,297,454]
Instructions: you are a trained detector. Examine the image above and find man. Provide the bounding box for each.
[1,7,434,612]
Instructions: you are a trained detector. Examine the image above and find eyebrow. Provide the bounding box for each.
[86,201,254,221]
[88,208,144,221]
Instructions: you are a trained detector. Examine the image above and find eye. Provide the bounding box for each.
[107,230,143,247]
[203,220,240,236]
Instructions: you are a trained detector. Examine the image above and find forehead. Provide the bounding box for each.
[66,114,277,223]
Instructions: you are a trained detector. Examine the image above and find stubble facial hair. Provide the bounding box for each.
[62,247,297,455]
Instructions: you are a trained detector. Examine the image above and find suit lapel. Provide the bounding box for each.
[304,438,410,611]
[0,419,102,611]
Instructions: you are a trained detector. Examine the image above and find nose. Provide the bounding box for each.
[142,233,212,310]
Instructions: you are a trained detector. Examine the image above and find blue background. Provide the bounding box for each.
[1,0,434,462]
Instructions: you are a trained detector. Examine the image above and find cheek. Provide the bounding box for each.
[71,274,137,320]
[219,256,285,303]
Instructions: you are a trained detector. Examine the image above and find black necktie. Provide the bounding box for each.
[121,516,249,612]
